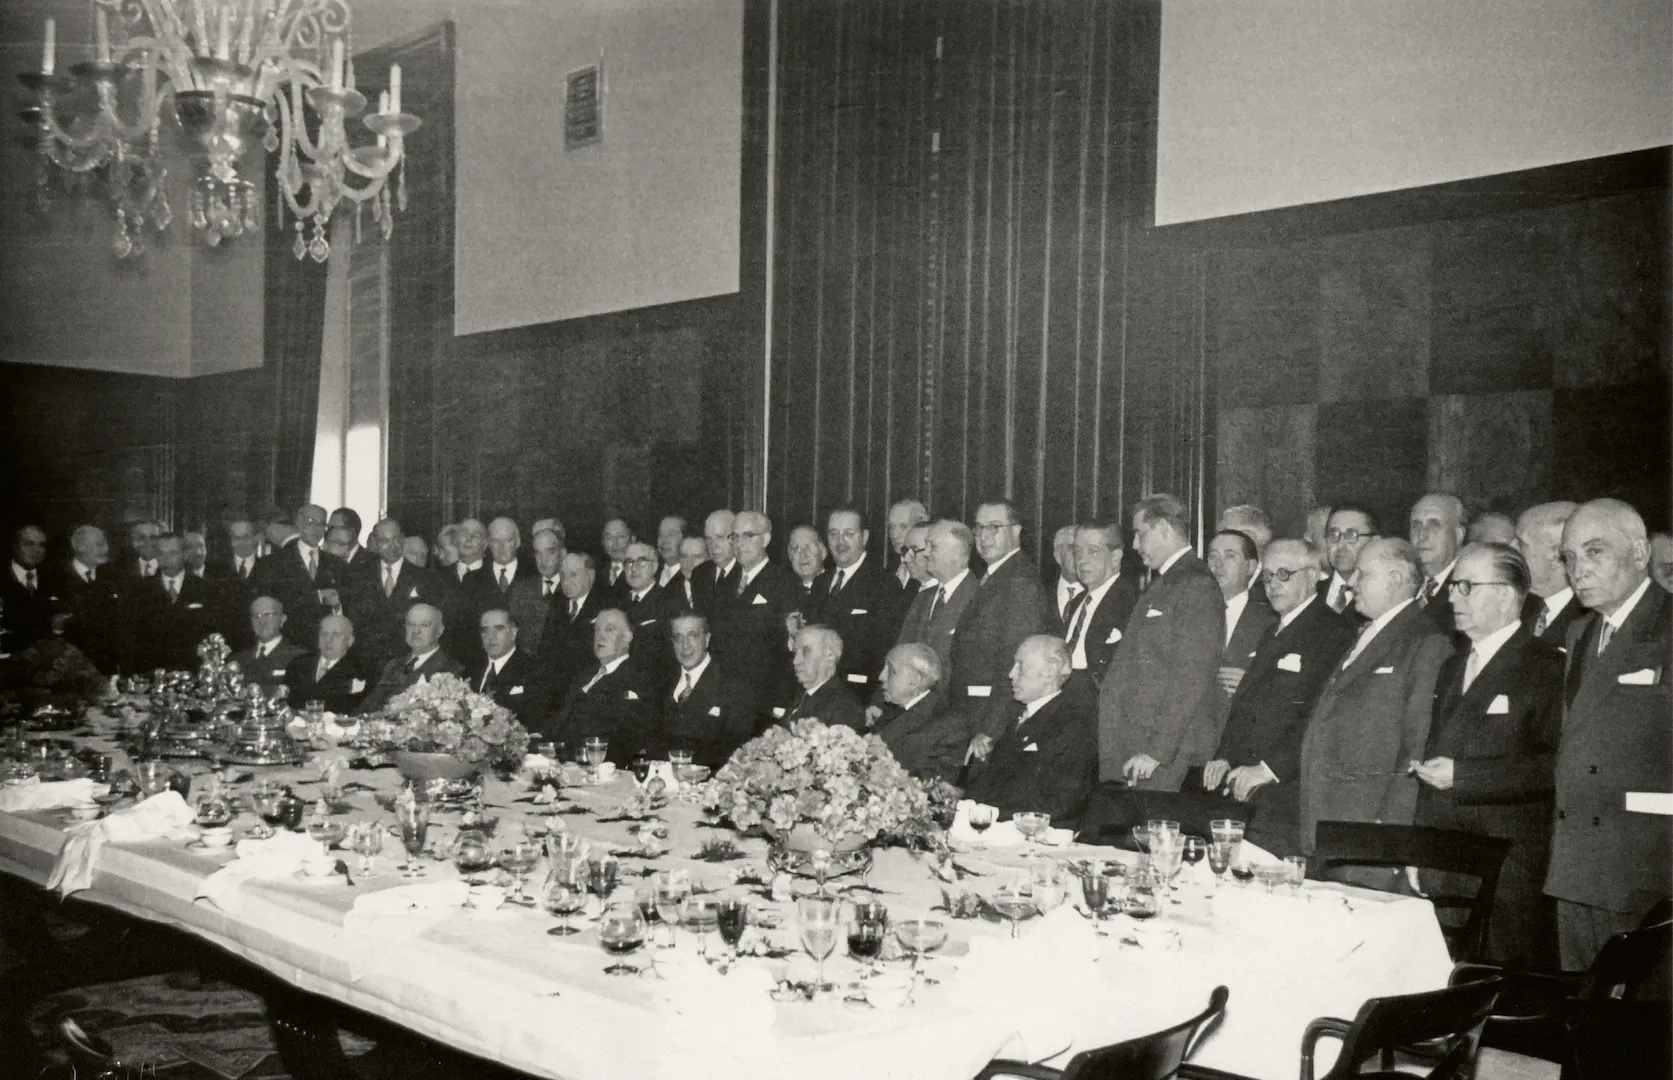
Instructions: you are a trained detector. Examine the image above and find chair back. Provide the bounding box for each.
[1311,821,1510,962]
[1060,986,1229,1080]
[1582,900,1672,1001]
[1312,977,1502,1080]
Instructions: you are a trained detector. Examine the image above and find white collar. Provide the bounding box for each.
[489,647,516,674]
[984,549,1019,576]
[72,558,97,581]
[257,637,284,656]
[802,676,833,698]
[599,653,629,676]
[676,653,712,691]
[1603,576,1655,631]
[659,563,681,586]
[833,551,868,579]
[1020,688,1062,722]
[1327,571,1353,600]
[1467,619,1521,673]
[1155,546,1190,579]
[410,647,440,668]
[1223,589,1251,640]
[1078,571,1121,611]
[717,558,737,577]
[1358,596,1418,651]
[294,540,317,561]
[900,689,932,713]
[1542,586,1574,617]
[492,558,518,579]
[1279,593,1318,631]
[1057,576,1083,600]
[739,558,768,587]
[631,586,651,602]
[12,562,34,583]
[935,567,972,594]
[161,572,185,590]
[458,559,483,576]
[381,558,403,578]
[1426,559,1458,588]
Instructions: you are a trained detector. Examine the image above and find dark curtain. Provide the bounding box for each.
[263,159,329,510]
[767,0,1209,549]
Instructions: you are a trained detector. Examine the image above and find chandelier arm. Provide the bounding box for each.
[339,144,401,182]
[35,97,119,156]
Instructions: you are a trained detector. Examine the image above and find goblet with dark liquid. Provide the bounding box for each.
[453,833,495,907]
[545,861,587,936]
[966,804,996,835]
[600,901,648,975]
[847,900,888,976]
[630,756,652,784]
[717,897,749,962]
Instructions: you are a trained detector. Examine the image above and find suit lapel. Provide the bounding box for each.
[1333,604,1417,691]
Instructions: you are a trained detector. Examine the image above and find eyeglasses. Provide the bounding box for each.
[728,531,763,543]
[1446,580,1512,597]
[1259,567,1310,584]
[1325,529,1371,544]
[624,556,657,567]
[901,545,926,556]
[972,522,1015,536]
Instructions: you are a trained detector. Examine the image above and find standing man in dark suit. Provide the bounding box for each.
[620,541,680,692]
[230,596,307,689]
[117,520,162,583]
[1515,501,1584,649]
[691,510,738,619]
[210,518,263,650]
[131,533,215,670]
[875,521,978,726]
[1208,529,1278,721]
[1413,542,1562,968]
[1297,538,1451,855]
[875,643,964,781]
[805,508,907,695]
[1061,521,1138,684]
[655,515,688,590]
[600,518,636,599]
[660,613,754,767]
[545,551,605,701]
[1218,505,1275,606]
[358,603,464,714]
[786,525,828,611]
[328,508,367,570]
[671,536,708,613]
[710,510,795,722]
[347,519,447,671]
[1410,493,1467,636]
[1050,525,1084,630]
[1317,505,1379,625]
[1099,493,1226,790]
[1202,539,1357,857]
[249,504,346,643]
[283,614,372,714]
[779,625,866,730]
[468,607,551,729]
[952,501,1054,757]
[886,499,931,590]
[548,608,659,761]
[52,525,127,674]
[3,525,52,654]
[1544,499,1673,970]
[507,527,565,658]
[965,637,1099,828]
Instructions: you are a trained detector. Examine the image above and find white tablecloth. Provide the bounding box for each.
[0,729,1453,1080]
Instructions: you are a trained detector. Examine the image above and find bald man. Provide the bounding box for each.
[691,509,739,618]
[547,608,659,760]
[779,625,866,730]
[284,613,372,714]
[1545,499,1672,970]
[358,603,464,713]
[249,503,348,634]
[874,643,964,781]
[709,510,796,722]
[1515,501,1584,649]
[964,636,1099,827]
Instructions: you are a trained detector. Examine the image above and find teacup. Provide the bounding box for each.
[595,762,618,782]
[198,826,234,848]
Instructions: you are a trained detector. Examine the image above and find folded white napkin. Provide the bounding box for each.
[196,831,334,914]
[0,777,107,812]
[950,905,1104,1062]
[342,880,471,981]
[45,791,197,896]
[651,947,776,1036]
[948,801,1074,849]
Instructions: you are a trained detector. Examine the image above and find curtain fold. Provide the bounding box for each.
[264,158,330,510]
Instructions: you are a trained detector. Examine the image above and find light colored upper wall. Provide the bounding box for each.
[1157,0,1673,225]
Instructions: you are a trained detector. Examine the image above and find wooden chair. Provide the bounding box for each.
[1178,976,1502,1080]
[974,985,1228,1080]
[1310,821,1510,962]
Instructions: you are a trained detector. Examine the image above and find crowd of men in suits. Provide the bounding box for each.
[2,490,1670,976]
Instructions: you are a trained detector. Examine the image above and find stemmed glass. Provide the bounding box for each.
[966,804,996,837]
[586,854,620,903]
[452,832,494,907]
[1181,837,1208,889]
[349,822,384,880]
[893,918,947,983]
[796,894,841,993]
[599,901,648,975]
[1030,860,1066,913]
[1285,855,1309,898]
[653,871,691,949]
[545,860,587,936]
[717,897,750,964]
[499,837,541,907]
[1079,865,1112,934]
[1012,811,1051,847]
[583,737,609,777]
[1207,837,1233,890]
[847,901,888,977]
[1149,830,1185,895]
[993,875,1036,939]
[395,802,429,879]
[681,893,721,961]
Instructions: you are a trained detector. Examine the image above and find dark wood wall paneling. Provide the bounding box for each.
[1204,149,1671,537]
[767,0,1209,556]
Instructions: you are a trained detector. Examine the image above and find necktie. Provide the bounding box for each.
[306,549,318,580]
[166,578,178,603]
[24,569,35,593]
[1066,596,1089,647]
[1062,584,1081,618]
[1330,584,1352,613]
[318,659,331,683]
[582,666,606,693]
[480,663,494,693]
[1419,578,1439,607]
[1343,623,1373,670]
[143,560,155,578]
[1532,605,1550,638]
[1462,648,1482,693]
[832,569,846,596]
[543,578,555,598]
[239,558,250,580]
[928,586,946,622]
[569,598,580,620]
[405,655,419,673]
[499,566,510,590]
[737,572,748,597]
[1597,620,1616,657]
[384,565,396,597]
[86,567,96,583]
[675,672,693,703]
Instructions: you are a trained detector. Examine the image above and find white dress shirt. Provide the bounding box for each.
[1223,588,1251,647]
[1055,576,1083,620]
[1018,689,1062,725]
[1154,545,1190,579]
[673,654,712,700]
[1067,573,1121,669]
[1461,619,1520,692]
[1341,597,1417,669]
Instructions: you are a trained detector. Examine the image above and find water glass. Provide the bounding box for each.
[653,871,691,948]
[681,893,720,960]
[500,838,541,906]
[796,894,841,992]
[1149,830,1185,890]
[1029,860,1066,913]
[395,802,429,879]
[350,822,384,879]
[583,737,608,771]
[1285,855,1309,897]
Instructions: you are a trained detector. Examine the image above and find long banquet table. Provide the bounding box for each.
[0,722,1455,1080]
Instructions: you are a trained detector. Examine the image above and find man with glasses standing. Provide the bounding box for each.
[1412,542,1562,968]
[886,499,930,589]
[1410,493,1468,636]
[709,510,795,725]
[621,540,679,692]
[952,501,1053,763]
[1317,505,1378,625]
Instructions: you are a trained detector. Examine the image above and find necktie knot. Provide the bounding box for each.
[24,569,36,592]
[832,569,846,594]
[405,655,419,673]
[543,578,554,597]
[1597,619,1616,656]
[676,673,693,703]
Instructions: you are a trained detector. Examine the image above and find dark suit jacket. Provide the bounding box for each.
[1097,550,1226,788]
[466,647,553,731]
[46,564,130,674]
[965,672,1100,828]
[1297,600,1451,854]
[1,564,53,654]
[1545,584,1673,917]
[804,556,908,692]
[875,695,965,782]
[447,562,531,668]
[207,557,260,650]
[949,554,1053,741]
[343,560,449,670]
[1215,590,1279,723]
[1420,585,1459,636]
[690,560,740,621]
[547,654,661,762]
[892,580,937,646]
[358,648,466,714]
[710,560,797,720]
[506,574,561,657]
[283,649,374,714]
[543,589,605,702]
[1520,591,1586,654]
[230,638,309,690]
[130,574,217,671]
[249,541,347,641]
[1316,576,1370,627]
[1416,629,1563,966]
[780,677,866,731]
[1062,573,1141,684]
[621,584,683,692]
[659,658,756,767]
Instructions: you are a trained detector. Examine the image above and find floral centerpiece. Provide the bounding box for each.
[701,718,934,853]
[355,674,529,780]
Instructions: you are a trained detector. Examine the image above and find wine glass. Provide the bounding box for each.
[966,803,996,836]
[1030,860,1066,914]
[630,755,653,784]
[499,838,541,906]
[1207,838,1233,890]
[847,901,888,977]
[583,737,608,775]
[395,802,429,879]
[717,897,750,964]
[1284,855,1309,898]
[653,871,691,949]
[545,861,587,936]
[796,894,841,993]
[586,854,620,902]
[681,893,720,961]
[349,822,384,880]
[453,832,495,907]
[1149,830,1184,894]
[1012,810,1051,847]
[668,748,694,771]
[1129,826,1151,854]
[894,918,947,982]
[1079,866,1111,934]
[993,876,1036,939]
[1124,866,1162,921]
[1146,819,1181,848]
[599,901,648,975]
[1181,836,1208,887]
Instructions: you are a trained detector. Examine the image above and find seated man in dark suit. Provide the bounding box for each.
[283,613,372,714]
[3,525,53,655]
[547,608,659,763]
[230,596,309,689]
[130,533,216,670]
[468,607,551,729]
[359,603,465,713]
[779,625,866,730]
[874,643,964,782]
[660,613,755,767]
[964,636,1098,829]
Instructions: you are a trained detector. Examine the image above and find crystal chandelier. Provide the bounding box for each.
[19,1,420,261]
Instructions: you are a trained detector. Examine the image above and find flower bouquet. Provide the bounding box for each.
[701,719,934,861]
[355,674,530,781]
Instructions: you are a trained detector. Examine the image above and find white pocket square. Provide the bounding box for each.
[708,706,722,717]
[270,668,287,678]
[350,678,366,694]
[509,686,524,696]
[626,690,640,700]
[1105,628,1123,644]
[409,587,419,598]
[751,594,768,606]
[639,619,656,626]
[1276,653,1302,672]
[1618,668,1659,686]
[1145,608,1164,618]
[1486,694,1509,714]
[967,685,992,698]
[845,674,868,684]
[1023,743,1039,753]
[186,602,204,609]
[772,707,787,718]
[1374,666,1395,675]
[851,608,868,615]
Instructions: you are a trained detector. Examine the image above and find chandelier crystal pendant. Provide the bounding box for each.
[19,1,420,262]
